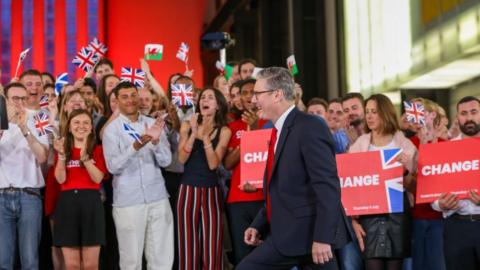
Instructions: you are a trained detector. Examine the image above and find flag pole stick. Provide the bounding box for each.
[85,60,99,79]
[14,56,22,79]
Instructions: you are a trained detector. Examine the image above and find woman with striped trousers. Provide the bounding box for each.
[177,87,232,270]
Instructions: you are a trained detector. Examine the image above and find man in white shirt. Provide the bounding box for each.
[0,82,49,270]
[102,81,173,270]
[432,96,480,270]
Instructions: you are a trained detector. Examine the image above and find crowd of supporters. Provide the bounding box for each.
[0,56,479,270]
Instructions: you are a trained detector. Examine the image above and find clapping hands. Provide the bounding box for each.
[53,137,65,155]
[144,116,166,145]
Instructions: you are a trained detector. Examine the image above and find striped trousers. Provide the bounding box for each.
[177,184,224,270]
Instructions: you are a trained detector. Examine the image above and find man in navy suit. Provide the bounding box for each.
[237,67,349,270]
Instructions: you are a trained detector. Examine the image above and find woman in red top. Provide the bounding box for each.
[52,109,107,270]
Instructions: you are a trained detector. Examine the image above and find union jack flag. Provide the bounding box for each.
[381,148,405,213]
[123,122,142,143]
[39,95,49,109]
[33,112,54,136]
[380,148,403,170]
[120,67,145,88]
[176,42,189,63]
[87,37,108,58]
[171,83,194,107]
[72,47,100,72]
[404,101,425,126]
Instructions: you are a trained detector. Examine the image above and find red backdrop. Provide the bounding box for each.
[3,0,206,88]
[105,0,207,88]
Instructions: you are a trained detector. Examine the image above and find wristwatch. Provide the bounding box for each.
[23,130,31,138]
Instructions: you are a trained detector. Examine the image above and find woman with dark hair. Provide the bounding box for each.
[167,72,183,92]
[52,109,107,270]
[176,87,232,270]
[96,74,120,114]
[96,91,119,142]
[349,94,417,270]
[228,80,244,122]
[41,72,55,85]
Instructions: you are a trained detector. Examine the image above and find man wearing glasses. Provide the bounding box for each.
[237,67,349,270]
[0,82,49,269]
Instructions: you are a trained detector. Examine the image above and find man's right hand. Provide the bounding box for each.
[438,193,459,210]
[240,182,258,193]
[244,227,262,246]
[241,109,258,129]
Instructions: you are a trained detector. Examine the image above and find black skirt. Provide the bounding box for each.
[53,189,105,247]
[360,194,412,259]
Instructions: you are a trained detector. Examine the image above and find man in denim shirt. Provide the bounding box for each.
[326,98,349,154]
[103,81,173,270]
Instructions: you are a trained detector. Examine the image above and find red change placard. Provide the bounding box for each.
[336,149,404,216]
[240,129,273,189]
[416,138,480,203]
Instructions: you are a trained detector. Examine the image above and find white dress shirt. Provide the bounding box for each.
[102,113,172,207]
[0,110,49,188]
[273,105,295,152]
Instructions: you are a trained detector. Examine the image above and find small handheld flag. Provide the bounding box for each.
[120,67,145,88]
[39,95,49,109]
[123,122,142,143]
[176,42,190,72]
[286,55,298,76]
[145,44,163,61]
[171,83,194,107]
[87,37,108,58]
[55,73,68,96]
[176,42,189,62]
[33,112,54,136]
[14,48,31,78]
[215,61,234,81]
[72,47,100,72]
[403,101,426,126]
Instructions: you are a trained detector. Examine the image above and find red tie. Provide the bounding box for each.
[266,127,277,222]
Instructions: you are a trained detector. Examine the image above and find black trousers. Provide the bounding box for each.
[100,180,120,270]
[226,200,264,265]
[164,170,182,270]
[237,237,338,270]
[444,216,480,270]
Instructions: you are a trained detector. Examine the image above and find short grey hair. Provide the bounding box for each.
[257,67,295,101]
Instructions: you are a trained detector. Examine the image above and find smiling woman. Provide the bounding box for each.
[52,109,107,270]
[177,87,232,270]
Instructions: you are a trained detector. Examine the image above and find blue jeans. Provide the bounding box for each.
[338,239,364,270]
[0,189,42,270]
[412,219,446,270]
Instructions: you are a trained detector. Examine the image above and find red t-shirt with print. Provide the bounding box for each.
[55,145,108,191]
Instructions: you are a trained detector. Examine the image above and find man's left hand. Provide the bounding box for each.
[312,242,333,265]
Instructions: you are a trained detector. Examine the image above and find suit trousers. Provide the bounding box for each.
[237,236,338,270]
[443,216,480,270]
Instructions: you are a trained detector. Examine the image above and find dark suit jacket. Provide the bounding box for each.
[251,107,351,256]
